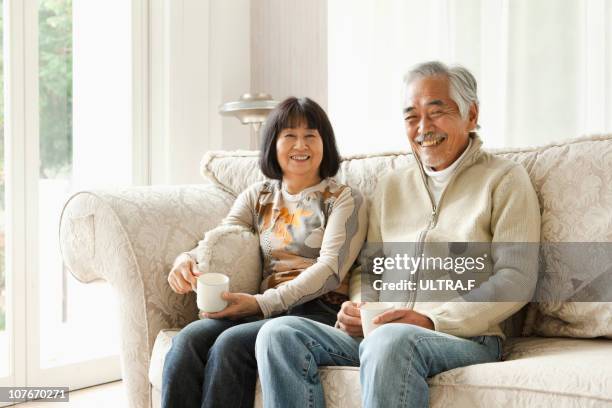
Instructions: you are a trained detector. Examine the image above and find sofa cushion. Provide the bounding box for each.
[150,331,612,407]
[149,329,176,393]
[194,225,262,306]
[521,135,612,338]
[430,337,612,407]
[525,302,612,339]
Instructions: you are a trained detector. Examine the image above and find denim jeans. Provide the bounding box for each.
[161,299,339,408]
[255,317,502,408]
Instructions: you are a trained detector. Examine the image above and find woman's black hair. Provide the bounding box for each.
[259,97,341,180]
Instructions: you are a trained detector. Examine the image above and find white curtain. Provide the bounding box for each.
[328,0,612,154]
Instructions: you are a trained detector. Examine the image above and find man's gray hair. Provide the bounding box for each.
[404,61,479,121]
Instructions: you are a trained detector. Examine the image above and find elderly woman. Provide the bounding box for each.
[161,97,367,408]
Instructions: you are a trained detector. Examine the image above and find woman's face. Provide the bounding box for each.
[276,123,324,182]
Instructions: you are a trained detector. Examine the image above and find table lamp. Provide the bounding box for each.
[219,93,279,149]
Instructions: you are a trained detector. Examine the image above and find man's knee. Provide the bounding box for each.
[256,316,313,355]
[359,323,431,361]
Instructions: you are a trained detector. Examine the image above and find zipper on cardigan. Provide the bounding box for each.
[408,138,477,309]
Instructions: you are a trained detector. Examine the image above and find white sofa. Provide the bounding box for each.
[59,135,612,408]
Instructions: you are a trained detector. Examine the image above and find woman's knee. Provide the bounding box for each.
[169,319,224,356]
[212,325,256,356]
[169,326,198,354]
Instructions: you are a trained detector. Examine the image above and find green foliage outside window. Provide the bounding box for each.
[39,0,73,179]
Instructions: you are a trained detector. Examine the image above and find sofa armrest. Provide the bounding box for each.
[59,183,235,408]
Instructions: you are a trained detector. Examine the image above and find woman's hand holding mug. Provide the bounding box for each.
[200,292,262,320]
[167,255,259,320]
[168,253,201,294]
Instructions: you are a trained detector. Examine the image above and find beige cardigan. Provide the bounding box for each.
[351,134,541,339]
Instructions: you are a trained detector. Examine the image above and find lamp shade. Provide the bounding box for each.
[218,93,279,126]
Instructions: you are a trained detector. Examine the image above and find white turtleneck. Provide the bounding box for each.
[423,138,472,205]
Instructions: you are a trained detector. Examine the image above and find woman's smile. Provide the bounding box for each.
[289,154,311,161]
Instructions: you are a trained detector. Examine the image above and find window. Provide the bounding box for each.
[1,0,144,397]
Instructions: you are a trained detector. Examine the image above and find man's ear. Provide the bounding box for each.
[467,103,479,131]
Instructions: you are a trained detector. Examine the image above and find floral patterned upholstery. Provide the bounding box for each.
[60,185,235,408]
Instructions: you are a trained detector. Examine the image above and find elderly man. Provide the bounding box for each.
[254,61,541,408]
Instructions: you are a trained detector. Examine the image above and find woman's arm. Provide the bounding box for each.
[254,186,368,318]
[219,184,259,229]
[184,183,260,261]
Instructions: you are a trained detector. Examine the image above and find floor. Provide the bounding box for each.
[14,381,127,408]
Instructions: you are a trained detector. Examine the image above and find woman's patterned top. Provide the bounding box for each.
[222,178,367,318]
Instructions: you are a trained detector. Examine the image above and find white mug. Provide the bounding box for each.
[196,273,230,313]
[360,302,394,337]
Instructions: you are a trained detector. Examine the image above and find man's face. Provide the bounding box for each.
[403,75,478,171]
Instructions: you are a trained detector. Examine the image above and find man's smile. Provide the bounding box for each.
[415,133,448,148]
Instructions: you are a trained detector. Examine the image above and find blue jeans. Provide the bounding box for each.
[255,317,502,408]
[161,299,339,408]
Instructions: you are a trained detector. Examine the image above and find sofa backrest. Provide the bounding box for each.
[201,134,612,337]
[201,150,416,201]
[200,139,546,204]
[202,134,612,238]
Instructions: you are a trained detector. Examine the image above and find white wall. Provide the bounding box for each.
[251,0,327,109]
[209,0,252,151]
[150,0,251,185]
